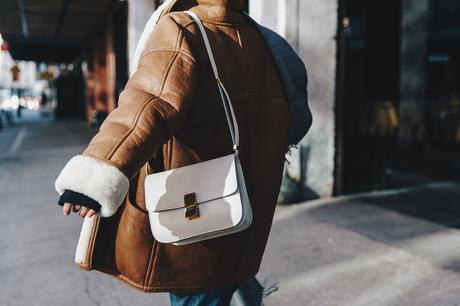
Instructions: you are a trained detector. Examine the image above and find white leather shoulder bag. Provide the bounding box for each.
[144,10,253,246]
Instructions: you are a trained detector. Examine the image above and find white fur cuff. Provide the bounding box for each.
[55,155,129,217]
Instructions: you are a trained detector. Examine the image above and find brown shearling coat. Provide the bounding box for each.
[73,0,289,292]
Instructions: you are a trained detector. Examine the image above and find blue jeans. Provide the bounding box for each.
[169,285,239,306]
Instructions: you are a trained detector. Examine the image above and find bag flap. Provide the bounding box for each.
[144,154,238,212]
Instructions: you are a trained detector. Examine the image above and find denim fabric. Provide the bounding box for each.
[169,285,239,306]
[242,12,312,147]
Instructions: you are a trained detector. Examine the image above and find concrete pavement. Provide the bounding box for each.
[259,183,460,306]
[0,111,171,306]
[2,111,460,306]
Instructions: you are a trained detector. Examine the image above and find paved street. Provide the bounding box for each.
[2,111,460,306]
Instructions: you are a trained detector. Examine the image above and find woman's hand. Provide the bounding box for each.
[62,203,97,218]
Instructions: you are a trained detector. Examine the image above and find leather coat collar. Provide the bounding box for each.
[164,0,246,22]
[196,0,245,10]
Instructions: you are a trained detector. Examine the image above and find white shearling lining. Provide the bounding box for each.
[55,155,129,218]
[130,0,174,76]
[74,216,96,265]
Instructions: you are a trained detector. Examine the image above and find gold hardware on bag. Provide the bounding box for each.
[184,192,199,220]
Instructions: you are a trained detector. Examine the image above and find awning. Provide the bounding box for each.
[0,0,118,63]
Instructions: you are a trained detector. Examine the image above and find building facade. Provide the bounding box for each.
[90,0,460,199]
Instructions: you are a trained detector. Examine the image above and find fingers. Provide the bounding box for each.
[80,208,97,218]
[79,207,89,217]
[63,203,72,216]
[86,209,97,218]
[62,204,97,218]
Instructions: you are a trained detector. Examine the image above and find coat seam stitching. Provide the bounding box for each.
[167,138,173,170]
[140,49,196,64]
[105,96,156,161]
[235,25,248,96]
[109,271,255,291]
[147,240,159,285]
[138,16,195,64]
[143,242,156,287]
[85,216,100,268]
[82,153,126,174]
[157,51,180,101]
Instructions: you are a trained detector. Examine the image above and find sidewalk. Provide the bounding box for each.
[259,183,460,306]
[1,114,460,306]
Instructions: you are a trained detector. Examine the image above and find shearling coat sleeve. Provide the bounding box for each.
[55,15,199,217]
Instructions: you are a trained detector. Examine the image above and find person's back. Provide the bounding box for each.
[144,1,290,285]
[55,0,290,300]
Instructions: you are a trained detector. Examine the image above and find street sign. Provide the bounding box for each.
[11,64,20,81]
[39,71,54,81]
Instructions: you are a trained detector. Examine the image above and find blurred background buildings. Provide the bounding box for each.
[2,1,460,305]
[0,0,459,200]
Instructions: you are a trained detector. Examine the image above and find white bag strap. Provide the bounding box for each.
[185,10,240,156]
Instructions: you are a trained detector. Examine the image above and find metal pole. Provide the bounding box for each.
[17,0,29,38]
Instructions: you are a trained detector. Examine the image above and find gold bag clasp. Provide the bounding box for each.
[184,192,199,220]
